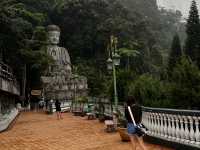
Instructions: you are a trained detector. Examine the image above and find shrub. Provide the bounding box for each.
[128,74,170,107]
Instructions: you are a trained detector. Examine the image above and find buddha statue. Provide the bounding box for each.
[41,25,88,101]
[47,25,72,74]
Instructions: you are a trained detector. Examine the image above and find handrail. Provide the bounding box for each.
[86,102,200,148]
[142,106,200,116]
[142,106,200,148]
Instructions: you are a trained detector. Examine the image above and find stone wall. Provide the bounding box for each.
[0,62,20,126]
[0,62,20,114]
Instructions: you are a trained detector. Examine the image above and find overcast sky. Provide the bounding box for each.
[157,0,200,19]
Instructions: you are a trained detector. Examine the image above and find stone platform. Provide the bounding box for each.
[0,112,173,150]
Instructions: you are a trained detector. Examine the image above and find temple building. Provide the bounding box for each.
[41,25,88,102]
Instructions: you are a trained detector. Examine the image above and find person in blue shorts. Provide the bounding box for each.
[125,96,147,150]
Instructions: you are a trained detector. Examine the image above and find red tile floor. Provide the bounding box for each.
[0,112,174,150]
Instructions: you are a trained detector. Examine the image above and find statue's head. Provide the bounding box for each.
[47,25,61,45]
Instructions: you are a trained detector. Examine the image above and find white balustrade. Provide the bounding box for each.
[142,107,200,148]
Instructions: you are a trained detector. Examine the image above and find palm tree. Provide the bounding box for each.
[118,48,140,71]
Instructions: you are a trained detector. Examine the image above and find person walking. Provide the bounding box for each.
[55,100,62,120]
[125,96,147,150]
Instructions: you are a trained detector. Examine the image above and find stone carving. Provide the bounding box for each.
[41,25,87,100]
[47,25,71,77]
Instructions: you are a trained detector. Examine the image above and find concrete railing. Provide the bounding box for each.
[142,107,200,148]
[0,108,19,132]
[61,100,200,148]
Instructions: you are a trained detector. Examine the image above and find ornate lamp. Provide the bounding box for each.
[112,53,120,66]
[107,58,113,71]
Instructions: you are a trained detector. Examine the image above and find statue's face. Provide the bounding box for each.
[48,31,60,45]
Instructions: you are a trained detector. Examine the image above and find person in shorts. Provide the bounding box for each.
[55,100,62,119]
[125,96,147,150]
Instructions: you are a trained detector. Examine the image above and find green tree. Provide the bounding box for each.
[170,57,200,109]
[128,74,170,107]
[168,34,182,72]
[118,47,140,71]
[108,70,136,103]
[185,0,200,67]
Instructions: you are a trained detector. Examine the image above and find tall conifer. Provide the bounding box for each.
[168,34,182,72]
[185,0,200,67]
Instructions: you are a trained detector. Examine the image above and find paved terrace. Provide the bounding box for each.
[0,112,173,150]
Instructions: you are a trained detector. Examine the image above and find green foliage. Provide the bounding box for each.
[185,0,200,67]
[52,0,132,61]
[128,74,170,107]
[169,57,200,109]
[168,34,182,72]
[118,45,140,71]
[0,0,191,109]
[20,26,53,88]
[75,59,110,97]
[77,96,88,103]
[127,57,200,109]
[108,70,136,102]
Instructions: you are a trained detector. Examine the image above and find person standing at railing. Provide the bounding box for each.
[125,96,147,150]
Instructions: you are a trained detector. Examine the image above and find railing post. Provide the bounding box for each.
[183,116,190,143]
[171,115,176,139]
[175,115,180,141]
[151,112,155,135]
[179,115,185,142]
[188,116,195,144]
[148,112,152,134]
[152,113,156,135]
[155,113,159,135]
[160,113,164,137]
[167,114,172,139]
[163,114,168,138]
[194,116,200,145]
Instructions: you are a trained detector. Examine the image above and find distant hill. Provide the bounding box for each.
[157,0,200,19]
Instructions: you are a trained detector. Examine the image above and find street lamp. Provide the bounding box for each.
[71,74,78,112]
[106,35,120,114]
[107,58,113,70]
[113,53,120,66]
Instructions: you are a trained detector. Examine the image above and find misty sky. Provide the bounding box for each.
[157,0,200,19]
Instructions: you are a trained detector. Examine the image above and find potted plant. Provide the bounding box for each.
[98,103,105,122]
[116,110,130,142]
[77,96,88,117]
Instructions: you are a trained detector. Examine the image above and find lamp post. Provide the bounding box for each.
[106,35,120,114]
[71,74,78,112]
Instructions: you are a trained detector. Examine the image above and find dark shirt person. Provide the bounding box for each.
[125,96,147,150]
[125,96,142,134]
[55,100,62,119]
